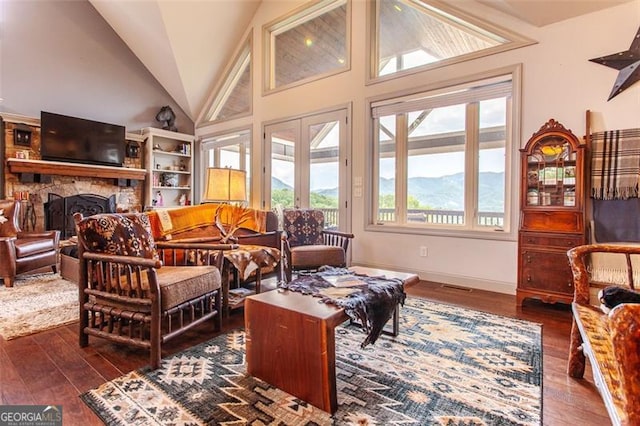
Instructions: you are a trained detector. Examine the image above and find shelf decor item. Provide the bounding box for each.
[13,125,32,147]
[517,119,586,306]
[160,173,178,187]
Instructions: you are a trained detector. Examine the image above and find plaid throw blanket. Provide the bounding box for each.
[591,128,640,200]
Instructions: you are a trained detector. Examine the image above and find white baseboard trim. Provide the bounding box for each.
[351,262,516,296]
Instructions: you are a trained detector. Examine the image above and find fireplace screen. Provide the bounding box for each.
[45,193,116,239]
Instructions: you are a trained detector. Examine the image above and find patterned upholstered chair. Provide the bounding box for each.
[74,212,234,369]
[281,208,354,282]
[0,199,60,288]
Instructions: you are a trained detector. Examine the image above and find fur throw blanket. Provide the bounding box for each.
[280,267,406,348]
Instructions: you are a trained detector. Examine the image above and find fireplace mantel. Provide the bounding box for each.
[7,158,146,181]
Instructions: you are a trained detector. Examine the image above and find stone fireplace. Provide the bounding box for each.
[8,175,142,234]
[2,118,145,233]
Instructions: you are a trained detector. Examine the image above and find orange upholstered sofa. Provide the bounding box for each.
[146,204,281,313]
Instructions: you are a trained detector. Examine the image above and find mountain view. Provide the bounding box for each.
[272,171,505,211]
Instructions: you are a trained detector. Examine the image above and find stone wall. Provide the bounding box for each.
[2,118,144,232]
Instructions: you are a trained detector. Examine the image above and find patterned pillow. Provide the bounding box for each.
[75,213,158,259]
[0,200,20,237]
[283,209,325,247]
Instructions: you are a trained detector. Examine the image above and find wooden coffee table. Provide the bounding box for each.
[244,267,418,413]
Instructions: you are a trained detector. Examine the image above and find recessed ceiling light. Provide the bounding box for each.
[304,37,313,47]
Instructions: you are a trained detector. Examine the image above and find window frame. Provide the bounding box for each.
[197,32,253,126]
[366,0,534,85]
[366,65,522,241]
[199,127,252,204]
[262,0,352,95]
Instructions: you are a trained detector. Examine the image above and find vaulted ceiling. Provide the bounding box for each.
[89,0,631,123]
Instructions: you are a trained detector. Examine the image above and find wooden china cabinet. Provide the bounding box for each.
[517,119,586,306]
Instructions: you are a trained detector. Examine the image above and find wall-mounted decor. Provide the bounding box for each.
[126,140,140,158]
[589,26,640,101]
[13,124,32,146]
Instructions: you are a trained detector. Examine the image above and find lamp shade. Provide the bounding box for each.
[202,167,247,203]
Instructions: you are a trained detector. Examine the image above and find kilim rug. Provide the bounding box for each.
[81,297,542,425]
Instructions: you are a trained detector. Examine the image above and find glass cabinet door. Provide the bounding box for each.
[525,137,577,208]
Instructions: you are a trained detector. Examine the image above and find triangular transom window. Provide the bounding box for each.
[371,0,533,79]
[204,36,252,123]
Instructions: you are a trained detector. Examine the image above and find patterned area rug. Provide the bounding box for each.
[81,298,542,425]
[0,273,77,340]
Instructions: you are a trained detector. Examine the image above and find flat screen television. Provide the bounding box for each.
[40,111,125,167]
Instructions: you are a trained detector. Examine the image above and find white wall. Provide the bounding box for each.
[199,0,640,294]
[0,0,192,132]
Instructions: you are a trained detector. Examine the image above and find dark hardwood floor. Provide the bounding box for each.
[0,281,609,425]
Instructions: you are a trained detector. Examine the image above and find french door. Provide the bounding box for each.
[263,108,350,230]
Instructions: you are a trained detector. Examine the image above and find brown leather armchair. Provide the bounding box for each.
[281,208,354,282]
[0,200,60,287]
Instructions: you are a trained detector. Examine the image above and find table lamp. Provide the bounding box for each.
[202,167,247,204]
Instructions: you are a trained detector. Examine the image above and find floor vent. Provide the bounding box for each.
[441,284,473,292]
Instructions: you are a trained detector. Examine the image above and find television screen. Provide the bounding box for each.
[40,111,125,167]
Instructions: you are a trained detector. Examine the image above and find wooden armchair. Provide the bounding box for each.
[74,212,235,369]
[281,208,354,282]
[0,199,60,287]
[567,244,640,425]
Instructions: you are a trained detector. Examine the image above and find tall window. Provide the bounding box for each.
[201,35,252,123]
[369,0,532,81]
[371,71,517,233]
[264,0,350,92]
[201,129,251,201]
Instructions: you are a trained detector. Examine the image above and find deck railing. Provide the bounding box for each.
[313,208,503,229]
[377,209,504,227]
[304,208,503,229]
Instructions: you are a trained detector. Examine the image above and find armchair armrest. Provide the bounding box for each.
[155,242,237,251]
[79,252,164,308]
[155,241,237,270]
[82,252,163,269]
[568,244,640,305]
[158,236,223,244]
[323,229,354,238]
[17,230,60,243]
[322,229,354,251]
[236,230,281,248]
[0,237,18,277]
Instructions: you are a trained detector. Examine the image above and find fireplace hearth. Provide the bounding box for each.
[45,193,116,239]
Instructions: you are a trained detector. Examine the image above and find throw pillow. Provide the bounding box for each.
[283,209,325,247]
[75,213,158,259]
